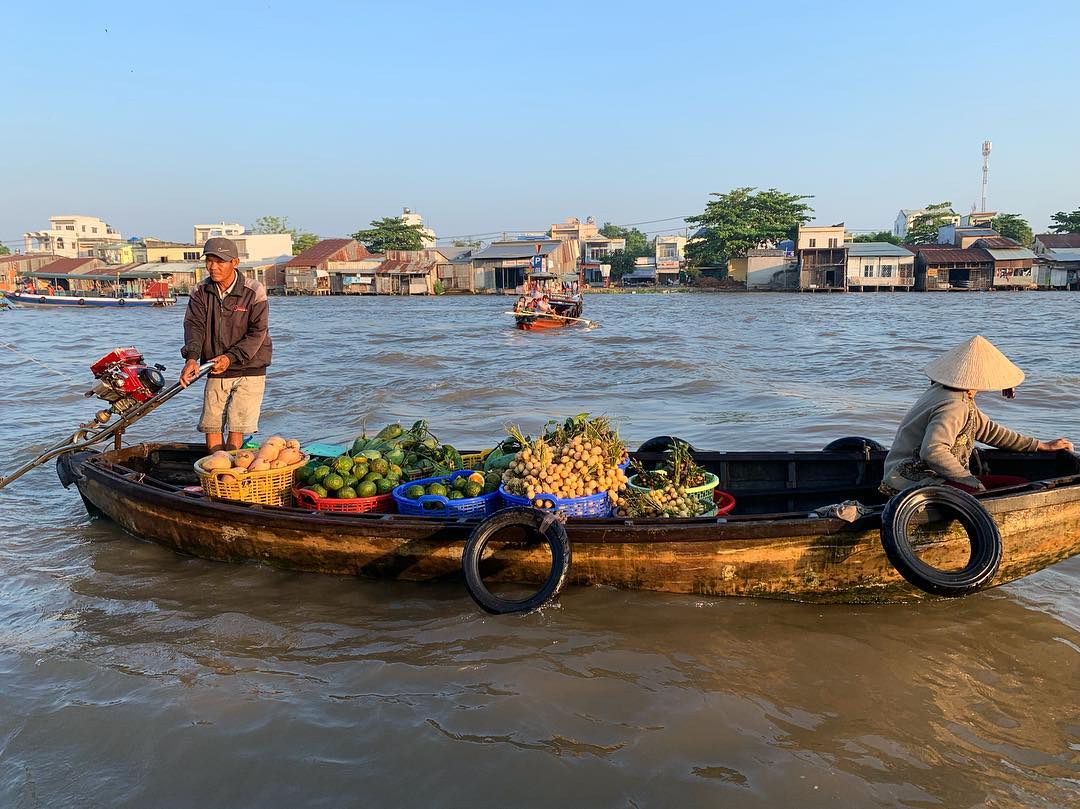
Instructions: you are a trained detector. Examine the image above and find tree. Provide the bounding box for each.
[352,216,426,253]
[0,244,10,256]
[990,214,1033,246]
[851,230,901,244]
[685,187,814,267]
[252,215,295,236]
[904,202,957,245]
[598,224,654,281]
[292,232,320,255]
[1049,208,1080,234]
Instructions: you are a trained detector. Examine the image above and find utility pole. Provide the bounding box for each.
[981,140,992,212]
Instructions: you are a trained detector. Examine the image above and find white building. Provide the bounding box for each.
[193,222,245,243]
[24,215,122,258]
[655,235,687,283]
[400,207,436,248]
[231,233,293,262]
[893,208,961,238]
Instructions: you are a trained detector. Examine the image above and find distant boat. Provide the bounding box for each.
[6,291,174,308]
[514,270,584,330]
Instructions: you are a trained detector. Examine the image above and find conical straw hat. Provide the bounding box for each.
[923,335,1025,391]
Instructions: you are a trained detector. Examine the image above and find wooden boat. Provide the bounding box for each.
[514,296,583,330]
[57,442,1080,604]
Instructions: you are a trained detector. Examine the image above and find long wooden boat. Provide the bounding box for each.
[515,295,584,330]
[7,291,175,308]
[57,442,1080,603]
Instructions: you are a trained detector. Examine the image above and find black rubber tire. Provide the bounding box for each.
[39,296,47,303]
[637,435,697,454]
[462,507,571,614]
[117,298,125,306]
[824,436,886,453]
[880,485,1002,597]
[77,298,86,306]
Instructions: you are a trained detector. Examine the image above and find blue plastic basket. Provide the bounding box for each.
[499,484,614,518]
[392,471,500,519]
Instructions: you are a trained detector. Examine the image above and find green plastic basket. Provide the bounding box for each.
[627,471,719,509]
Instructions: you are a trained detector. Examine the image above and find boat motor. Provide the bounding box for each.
[86,347,166,423]
[0,348,212,492]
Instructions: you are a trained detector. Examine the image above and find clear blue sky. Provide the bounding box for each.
[2,0,1078,247]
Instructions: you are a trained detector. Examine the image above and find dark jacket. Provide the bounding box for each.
[181,271,272,378]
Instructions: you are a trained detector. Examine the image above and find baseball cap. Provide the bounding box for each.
[202,237,239,261]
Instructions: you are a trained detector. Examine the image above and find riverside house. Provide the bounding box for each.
[284,238,372,294]
[471,239,577,292]
[971,237,1036,289]
[910,245,994,291]
[374,249,445,295]
[796,224,847,291]
[726,249,797,290]
[0,253,59,292]
[845,242,915,291]
[1033,233,1080,289]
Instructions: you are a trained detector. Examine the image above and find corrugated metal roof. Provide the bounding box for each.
[912,246,993,263]
[472,241,561,260]
[1040,249,1080,262]
[35,257,99,275]
[1036,234,1080,248]
[285,239,359,268]
[846,242,914,257]
[973,237,1021,248]
[982,247,1036,260]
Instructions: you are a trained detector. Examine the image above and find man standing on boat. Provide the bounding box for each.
[179,237,272,452]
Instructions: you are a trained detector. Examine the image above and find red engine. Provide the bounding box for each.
[86,347,166,421]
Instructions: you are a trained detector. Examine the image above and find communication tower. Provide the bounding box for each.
[980,140,992,212]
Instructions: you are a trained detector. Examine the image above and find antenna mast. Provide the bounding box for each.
[980,140,992,212]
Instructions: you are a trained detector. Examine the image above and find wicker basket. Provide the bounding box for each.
[195,451,309,506]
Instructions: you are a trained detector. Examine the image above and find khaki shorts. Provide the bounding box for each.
[198,376,266,435]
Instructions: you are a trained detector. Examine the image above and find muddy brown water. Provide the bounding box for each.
[1,293,1077,808]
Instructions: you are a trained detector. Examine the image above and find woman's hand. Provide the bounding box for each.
[1038,438,1074,452]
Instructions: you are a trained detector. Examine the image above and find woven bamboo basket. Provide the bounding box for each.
[195,451,309,506]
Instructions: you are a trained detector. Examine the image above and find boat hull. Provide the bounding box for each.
[515,315,571,330]
[64,443,1080,604]
[6,292,174,308]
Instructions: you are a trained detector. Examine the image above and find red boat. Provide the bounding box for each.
[514,271,584,330]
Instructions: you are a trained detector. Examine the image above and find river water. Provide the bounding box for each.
[1,292,1077,807]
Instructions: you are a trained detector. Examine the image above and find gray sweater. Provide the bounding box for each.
[882,384,1038,491]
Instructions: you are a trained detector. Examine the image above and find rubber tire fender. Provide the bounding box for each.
[462,506,571,615]
[880,485,1002,597]
[117,298,125,306]
[823,436,886,453]
[77,298,86,306]
[39,296,47,303]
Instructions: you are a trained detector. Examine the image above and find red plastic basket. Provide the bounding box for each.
[293,486,396,514]
[713,489,736,516]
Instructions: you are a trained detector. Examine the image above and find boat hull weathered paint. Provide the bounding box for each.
[6,292,174,308]
[63,443,1080,604]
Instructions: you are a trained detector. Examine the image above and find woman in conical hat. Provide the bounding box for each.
[881,336,1073,494]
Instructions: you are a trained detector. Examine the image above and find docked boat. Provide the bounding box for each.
[56,441,1080,604]
[6,291,174,308]
[12,265,176,308]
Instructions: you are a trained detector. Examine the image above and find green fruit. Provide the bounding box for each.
[333,455,353,474]
[426,483,448,497]
[360,449,382,460]
[386,448,405,465]
[464,482,483,498]
[389,463,402,476]
[310,484,328,498]
[452,476,468,491]
[363,470,382,483]
[421,438,438,450]
[370,458,389,475]
[337,486,357,500]
[375,478,395,494]
[313,465,331,482]
[385,468,401,482]
[357,481,377,498]
[404,484,425,499]
[343,475,359,489]
[324,473,344,491]
[295,467,310,484]
[375,423,403,440]
[447,490,465,500]
[351,437,368,454]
